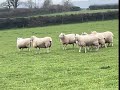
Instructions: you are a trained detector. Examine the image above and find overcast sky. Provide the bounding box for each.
[0,0,118,8]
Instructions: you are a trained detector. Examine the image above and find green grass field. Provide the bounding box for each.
[0,20,118,90]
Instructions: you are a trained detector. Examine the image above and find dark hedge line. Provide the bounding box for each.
[89,4,118,10]
[0,10,118,29]
[0,6,81,18]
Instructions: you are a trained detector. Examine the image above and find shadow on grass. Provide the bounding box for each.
[100,66,111,69]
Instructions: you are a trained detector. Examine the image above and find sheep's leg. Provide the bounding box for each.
[46,48,50,53]
[99,44,102,48]
[84,47,87,53]
[111,43,113,46]
[21,48,23,51]
[17,47,21,51]
[95,45,99,51]
[38,48,40,53]
[79,47,81,52]
[36,48,40,54]
[64,44,67,50]
[63,45,65,50]
[108,43,110,47]
[28,48,30,51]
[109,42,113,47]
[89,46,92,51]
[86,46,89,51]
[36,48,38,53]
[111,39,113,46]
[73,44,74,48]
[109,43,112,47]
[18,48,21,51]
[105,44,107,48]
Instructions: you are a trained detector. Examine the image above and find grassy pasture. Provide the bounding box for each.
[0,20,118,90]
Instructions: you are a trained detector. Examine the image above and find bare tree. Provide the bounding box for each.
[62,0,73,11]
[24,0,35,8]
[0,0,12,9]
[42,0,53,9]
[9,0,19,9]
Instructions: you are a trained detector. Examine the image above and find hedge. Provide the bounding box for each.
[89,4,118,10]
[0,10,118,29]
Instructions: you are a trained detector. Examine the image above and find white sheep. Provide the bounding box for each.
[75,34,99,53]
[91,31,107,48]
[101,31,114,46]
[91,31,113,47]
[17,37,31,51]
[59,33,76,50]
[31,36,52,53]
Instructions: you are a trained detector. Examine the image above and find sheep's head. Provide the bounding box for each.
[59,33,65,39]
[30,36,37,41]
[81,32,88,35]
[91,31,97,34]
[75,34,79,42]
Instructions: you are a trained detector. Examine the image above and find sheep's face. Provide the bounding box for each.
[81,32,88,35]
[30,36,37,41]
[75,34,79,43]
[91,31,97,34]
[59,33,65,39]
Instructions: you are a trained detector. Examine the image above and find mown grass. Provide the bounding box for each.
[0,20,118,90]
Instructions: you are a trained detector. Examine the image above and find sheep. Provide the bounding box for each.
[101,31,114,47]
[30,36,52,53]
[17,37,31,51]
[91,31,114,47]
[91,31,107,48]
[59,33,76,50]
[75,34,99,53]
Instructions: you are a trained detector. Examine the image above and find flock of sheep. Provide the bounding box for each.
[17,31,113,53]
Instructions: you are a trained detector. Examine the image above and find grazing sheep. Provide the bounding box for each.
[75,34,99,53]
[31,36,52,53]
[91,31,113,47]
[17,37,31,51]
[59,33,76,50]
[91,31,107,48]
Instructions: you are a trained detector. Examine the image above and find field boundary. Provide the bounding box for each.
[0,10,118,29]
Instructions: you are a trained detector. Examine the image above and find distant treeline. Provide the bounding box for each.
[0,4,118,18]
[0,10,118,29]
[89,4,118,10]
[0,6,81,18]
